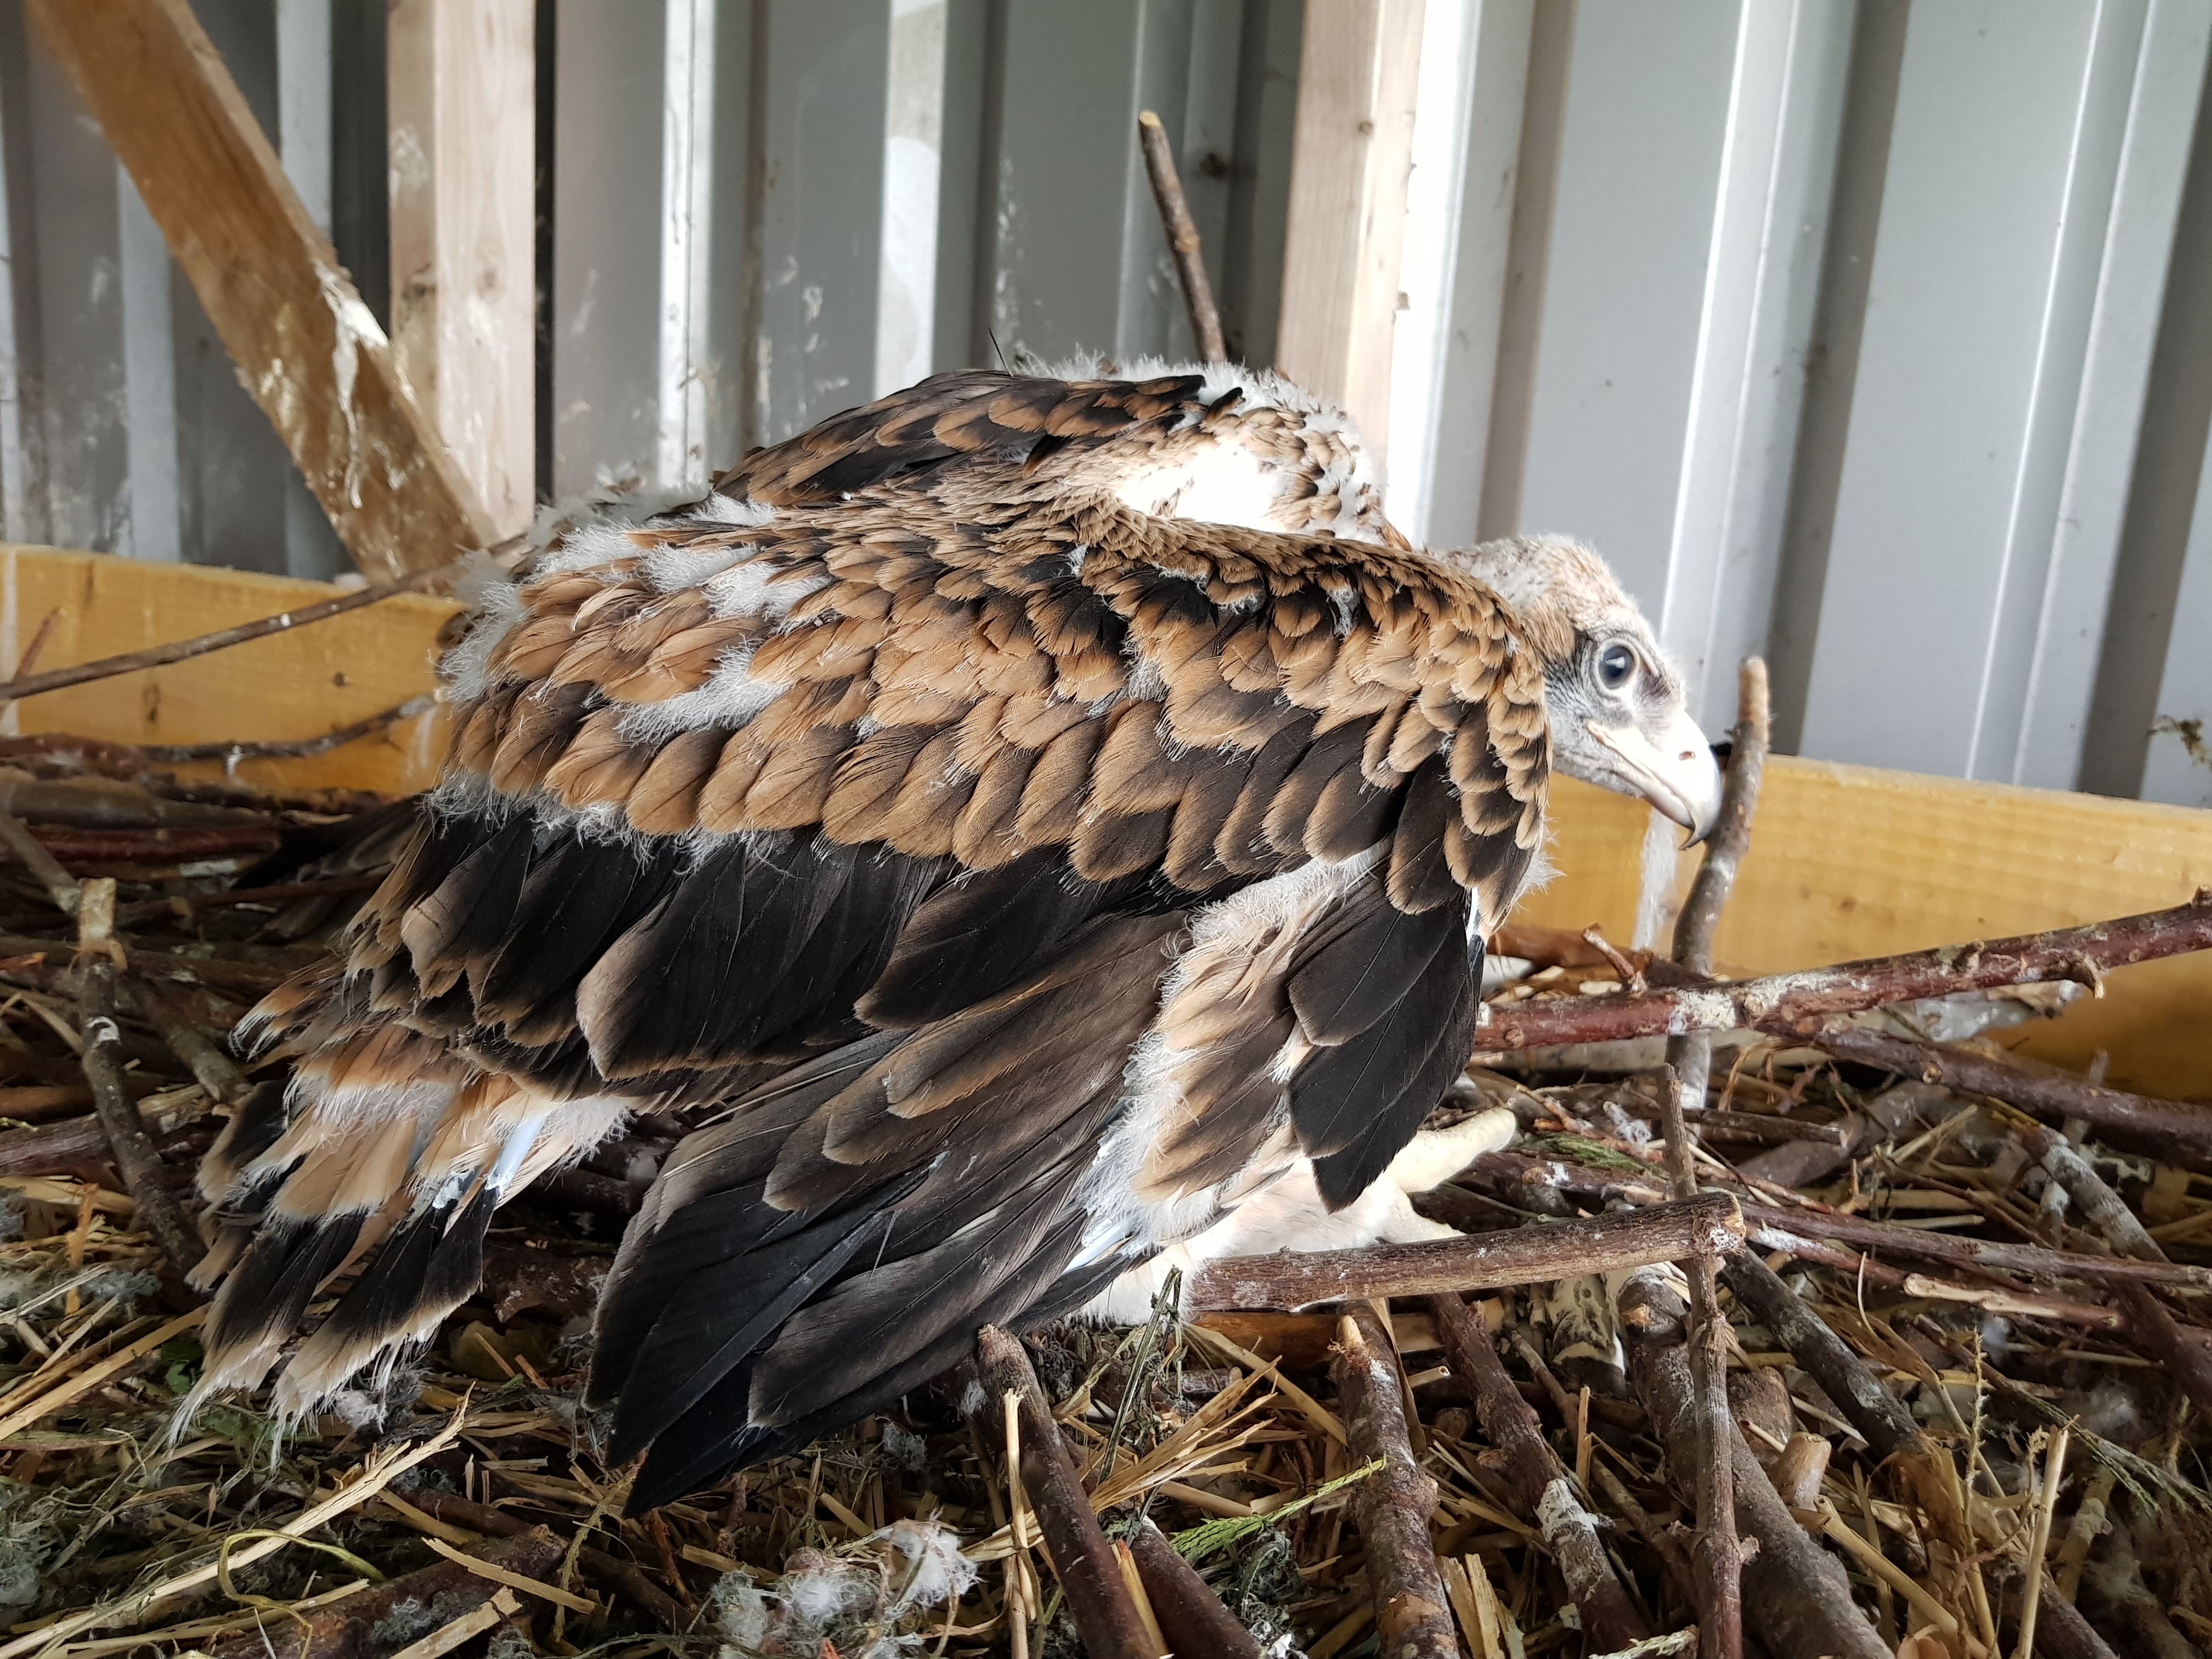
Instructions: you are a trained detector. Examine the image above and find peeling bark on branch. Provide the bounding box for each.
[968,1326,1153,1659]
[1618,1269,1890,1659]
[1334,1302,1457,1659]
[1472,893,2212,1054]
[1188,1192,1744,1312]
[1426,1290,1647,1652]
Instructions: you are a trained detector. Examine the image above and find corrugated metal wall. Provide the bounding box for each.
[3,1,2212,810]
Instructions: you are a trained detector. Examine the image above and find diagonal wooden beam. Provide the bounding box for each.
[28,0,493,580]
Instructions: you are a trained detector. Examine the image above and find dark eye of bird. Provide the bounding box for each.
[1597,642,1637,690]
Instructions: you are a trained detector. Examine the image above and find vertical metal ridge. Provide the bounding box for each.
[964,0,1009,372]
[657,0,716,488]
[2082,38,2212,797]
[1764,0,1909,755]
[1475,0,1574,544]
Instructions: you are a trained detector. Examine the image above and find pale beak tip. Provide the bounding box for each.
[1675,748,1725,848]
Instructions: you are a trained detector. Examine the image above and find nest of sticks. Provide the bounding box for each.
[0,654,2205,1659]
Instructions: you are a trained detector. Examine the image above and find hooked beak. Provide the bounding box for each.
[1585,707,1724,844]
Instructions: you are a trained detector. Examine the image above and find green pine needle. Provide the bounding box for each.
[1170,1456,1386,1562]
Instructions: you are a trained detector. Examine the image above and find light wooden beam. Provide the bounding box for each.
[26,0,492,580]
[388,0,537,541]
[1274,0,1425,477]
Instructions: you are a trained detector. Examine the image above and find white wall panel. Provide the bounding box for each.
[1680,0,1854,732]
[876,0,947,396]
[1385,0,1475,539]
[1417,0,1532,554]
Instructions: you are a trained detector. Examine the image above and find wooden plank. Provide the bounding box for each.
[0,544,454,798]
[387,0,537,541]
[1273,0,1423,474]
[27,0,493,580]
[1516,760,2212,1101]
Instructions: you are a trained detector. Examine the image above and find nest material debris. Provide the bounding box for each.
[0,732,2202,1659]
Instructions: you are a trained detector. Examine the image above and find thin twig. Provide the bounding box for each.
[198,1521,550,1659]
[1743,1202,2212,1290]
[1137,110,1227,363]
[72,878,204,1280]
[7,826,283,865]
[1658,1069,1740,1658]
[2013,1426,2069,1659]
[113,872,384,928]
[385,1486,689,1629]
[1125,1517,1261,1659]
[1821,1025,2212,1159]
[0,561,465,706]
[1670,658,1770,977]
[1654,661,1766,1659]
[0,930,286,997]
[1718,1253,1920,1463]
[1617,1269,1890,1659]
[1472,891,2212,1054]
[0,807,81,916]
[1425,1291,1648,1652]
[123,975,257,1107]
[2016,1120,2212,1419]
[136,694,436,766]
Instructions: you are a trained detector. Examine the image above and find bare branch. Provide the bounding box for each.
[1474,892,2212,1054]
[1188,1192,1744,1312]
[1137,111,1227,364]
[0,561,464,707]
[1335,1302,1457,1659]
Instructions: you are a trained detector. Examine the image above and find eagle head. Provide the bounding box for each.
[1449,533,1724,843]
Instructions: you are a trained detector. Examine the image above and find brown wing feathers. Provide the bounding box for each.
[192,399,1548,1502]
[435,490,1539,921]
[709,370,1216,507]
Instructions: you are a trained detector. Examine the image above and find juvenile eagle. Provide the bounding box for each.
[189,366,1719,1508]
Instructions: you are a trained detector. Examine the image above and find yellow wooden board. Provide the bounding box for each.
[1519,765,2212,1101]
[4,544,2207,1098]
[0,544,458,798]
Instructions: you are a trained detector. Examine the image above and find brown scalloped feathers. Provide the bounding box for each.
[433,454,1553,937]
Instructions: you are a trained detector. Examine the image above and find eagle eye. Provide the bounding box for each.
[1596,642,1638,691]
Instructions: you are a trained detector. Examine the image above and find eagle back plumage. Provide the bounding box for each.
[191,368,1554,1509]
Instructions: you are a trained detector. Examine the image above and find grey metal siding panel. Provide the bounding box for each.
[550,0,668,496]
[2016,0,2211,789]
[753,0,889,443]
[0,0,2209,812]
[21,17,129,555]
[1513,0,1753,659]
[1802,3,2140,778]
